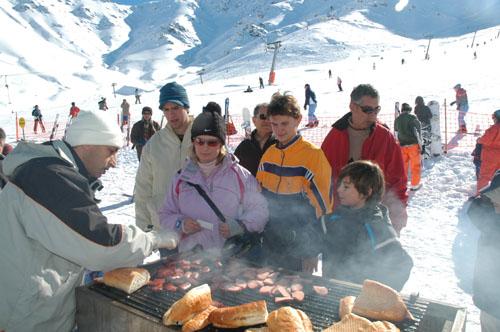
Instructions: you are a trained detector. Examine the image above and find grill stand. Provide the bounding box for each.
[76,287,170,332]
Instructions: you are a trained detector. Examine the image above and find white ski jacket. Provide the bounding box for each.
[134,119,193,231]
[0,141,157,332]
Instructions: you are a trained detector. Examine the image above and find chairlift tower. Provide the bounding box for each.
[266,41,282,85]
[197,68,205,84]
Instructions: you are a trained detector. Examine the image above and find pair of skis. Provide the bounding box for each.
[225,97,252,140]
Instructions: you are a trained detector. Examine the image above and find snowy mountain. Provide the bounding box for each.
[1,0,500,112]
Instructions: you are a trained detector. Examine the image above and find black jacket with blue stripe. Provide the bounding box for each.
[323,202,413,291]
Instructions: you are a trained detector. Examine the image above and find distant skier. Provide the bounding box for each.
[259,77,264,89]
[394,103,422,191]
[450,83,469,133]
[135,88,141,104]
[69,102,80,118]
[337,76,343,91]
[304,83,318,128]
[372,62,376,70]
[32,105,46,134]
[401,58,405,65]
[120,99,131,132]
[328,69,332,79]
[244,85,253,93]
[98,97,108,111]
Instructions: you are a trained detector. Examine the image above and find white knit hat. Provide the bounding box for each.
[65,111,123,148]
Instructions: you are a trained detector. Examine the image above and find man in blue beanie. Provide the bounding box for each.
[135,82,193,246]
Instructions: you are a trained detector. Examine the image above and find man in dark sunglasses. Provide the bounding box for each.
[321,84,408,235]
[234,103,277,176]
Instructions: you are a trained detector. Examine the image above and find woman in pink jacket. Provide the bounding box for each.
[159,106,268,254]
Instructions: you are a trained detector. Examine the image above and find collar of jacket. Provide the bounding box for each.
[165,117,194,136]
[250,129,277,149]
[56,141,94,182]
[332,112,381,133]
[276,134,301,150]
[333,201,386,223]
[179,153,237,185]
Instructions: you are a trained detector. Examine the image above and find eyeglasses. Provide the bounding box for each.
[357,104,381,114]
[258,114,268,120]
[194,137,220,147]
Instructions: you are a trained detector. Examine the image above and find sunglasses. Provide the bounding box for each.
[258,114,268,120]
[194,137,220,147]
[358,104,381,114]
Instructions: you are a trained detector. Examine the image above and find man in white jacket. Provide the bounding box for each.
[134,82,193,235]
[0,111,178,332]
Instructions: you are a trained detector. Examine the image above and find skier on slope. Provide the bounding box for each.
[32,105,46,134]
[69,102,80,118]
[394,103,422,191]
[304,83,318,128]
[451,83,469,133]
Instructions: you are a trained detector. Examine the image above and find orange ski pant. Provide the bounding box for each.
[401,144,421,186]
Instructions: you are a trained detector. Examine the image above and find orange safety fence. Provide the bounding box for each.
[226,106,495,152]
[13,106,495,153]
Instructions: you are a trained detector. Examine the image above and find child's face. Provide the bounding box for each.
[337,176,368,209]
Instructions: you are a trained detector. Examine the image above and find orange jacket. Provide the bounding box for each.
[477,123,500,191]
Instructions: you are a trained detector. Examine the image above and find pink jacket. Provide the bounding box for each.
[159,154,268,252]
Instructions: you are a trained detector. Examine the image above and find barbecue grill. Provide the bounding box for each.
[76,255,466,332]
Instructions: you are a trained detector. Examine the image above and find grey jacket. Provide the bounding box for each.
[0,141,157,332]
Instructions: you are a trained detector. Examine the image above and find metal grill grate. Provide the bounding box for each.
[89,261,428,331]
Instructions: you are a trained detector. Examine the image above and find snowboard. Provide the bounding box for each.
[224,97,230,122]
[427,100,443,156]
[241,107,252,139]
[394,102,400,136]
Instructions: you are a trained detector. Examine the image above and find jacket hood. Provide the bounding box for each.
[3,140,79,177]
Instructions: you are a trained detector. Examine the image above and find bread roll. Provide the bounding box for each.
[209,300,268,328]
[352,279,414,322]
[102,267,150,294]
[266,306,313,332]
[182,305,216,332]
[163,284,212,326]
[322,313,399,332]
[338,296,355,319]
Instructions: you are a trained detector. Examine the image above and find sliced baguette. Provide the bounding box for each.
[352,280,414,322]
[182,305,217,332]
[266,306,313,332]
[102,267,150,294]
[209,300,268,328]
[338,296,356,319]
[322,313,399,332]
[163,284,212,326]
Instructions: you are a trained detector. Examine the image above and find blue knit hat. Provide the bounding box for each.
[158,82,190,110]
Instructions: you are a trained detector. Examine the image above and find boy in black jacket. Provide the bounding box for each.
[323,160,413,291]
